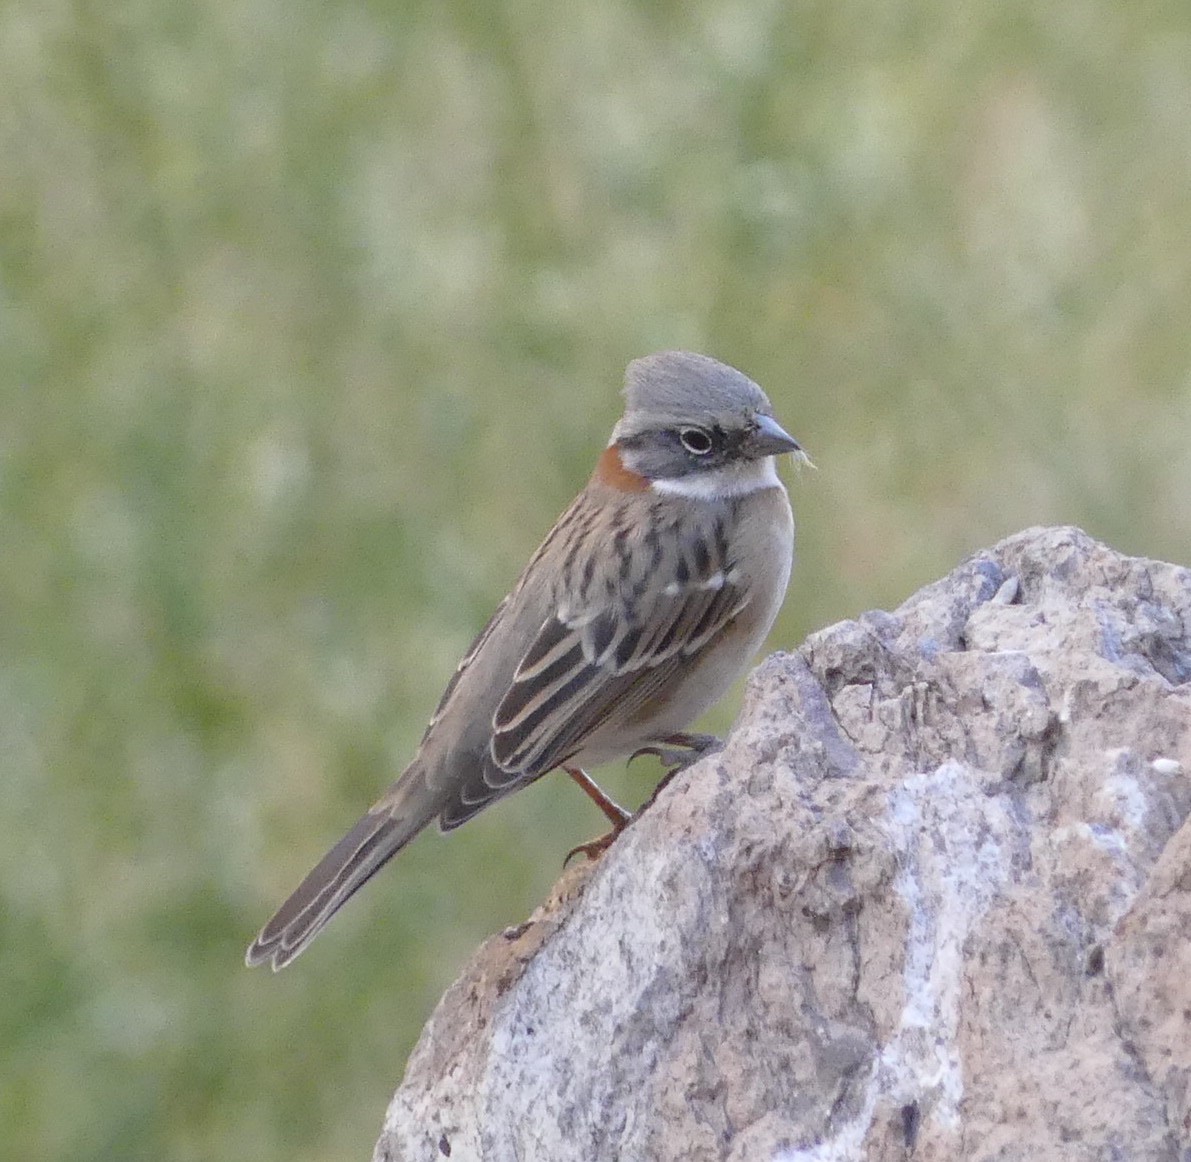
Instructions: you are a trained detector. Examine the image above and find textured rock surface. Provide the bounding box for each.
[375,527,1191,1162]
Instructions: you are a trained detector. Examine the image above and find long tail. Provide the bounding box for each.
[245,788,436,971]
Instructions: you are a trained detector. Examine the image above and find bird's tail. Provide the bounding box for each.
[245,787,435,971]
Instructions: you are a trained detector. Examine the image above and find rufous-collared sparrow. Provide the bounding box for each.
[247,351,808,969]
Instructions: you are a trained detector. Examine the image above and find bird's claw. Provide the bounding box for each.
[564,830,620,866]
[629,732,722,771]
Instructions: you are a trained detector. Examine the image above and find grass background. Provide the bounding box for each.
[4,0,1190,1158]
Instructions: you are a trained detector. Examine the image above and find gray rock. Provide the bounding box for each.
[375,526,1191,1162]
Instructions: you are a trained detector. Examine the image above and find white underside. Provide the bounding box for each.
[650,456,783,500]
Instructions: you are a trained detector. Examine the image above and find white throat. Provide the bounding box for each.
[650,456,784,500]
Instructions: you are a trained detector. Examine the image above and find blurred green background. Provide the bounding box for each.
[3,0,1190,1158]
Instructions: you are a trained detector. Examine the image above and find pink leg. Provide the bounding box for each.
[563,765,631,863]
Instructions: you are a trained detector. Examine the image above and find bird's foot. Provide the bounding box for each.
[629,731,723,772]
[630,733,724,818]
[564,829,621,865]
[559,740,722,867]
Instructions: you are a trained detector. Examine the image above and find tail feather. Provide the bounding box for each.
[245,802,430,971]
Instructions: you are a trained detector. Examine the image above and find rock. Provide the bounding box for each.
[374,526,1191,1162]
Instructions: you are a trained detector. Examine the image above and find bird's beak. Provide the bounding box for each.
[750,414,808,461]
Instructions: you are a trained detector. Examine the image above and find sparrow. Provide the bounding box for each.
[246,351,807,970]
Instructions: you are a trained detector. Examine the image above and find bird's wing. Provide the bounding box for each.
[436,501,751,828]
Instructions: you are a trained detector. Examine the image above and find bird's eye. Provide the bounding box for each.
[679,427,714,455]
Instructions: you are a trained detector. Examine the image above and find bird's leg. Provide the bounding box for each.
[564,765,630,825]
[629,731,723,772]
[563,765,631,864]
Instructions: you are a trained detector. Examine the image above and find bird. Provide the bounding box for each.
[246,351,808,970]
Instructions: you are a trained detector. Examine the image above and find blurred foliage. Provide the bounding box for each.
[3,0,1190,1157]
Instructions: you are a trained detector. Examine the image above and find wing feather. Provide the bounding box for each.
[489,512,748,782]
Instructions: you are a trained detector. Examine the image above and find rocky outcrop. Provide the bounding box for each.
[374,527,1191,1162]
